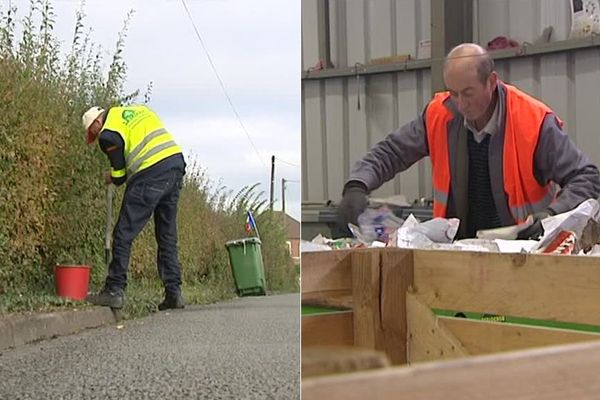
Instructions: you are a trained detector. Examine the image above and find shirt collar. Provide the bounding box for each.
[464,95,500,136]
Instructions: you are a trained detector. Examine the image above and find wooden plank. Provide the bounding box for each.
[302,292,353,309]
[302,346,390,379]
[380,249,414,365]
[412,250,600,326]
[351,249,383,350]
[303,340,600,399]
[302,250,353,304]
[302,312,354,347]
[406,292,469,363]
[370,54,412,65]
[441,317,600,355]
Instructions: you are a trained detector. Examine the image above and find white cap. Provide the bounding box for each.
[82,106,105,131]
[82,106,105,144]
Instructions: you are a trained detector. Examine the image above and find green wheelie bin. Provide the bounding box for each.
[225,237,267,296]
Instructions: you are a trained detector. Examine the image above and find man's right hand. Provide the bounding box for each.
[337,181,368,233]
[516,211,551,240]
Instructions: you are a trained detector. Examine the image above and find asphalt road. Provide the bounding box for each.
[0,293,300,399]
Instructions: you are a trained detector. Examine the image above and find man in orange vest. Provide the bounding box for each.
[338,43,600,239]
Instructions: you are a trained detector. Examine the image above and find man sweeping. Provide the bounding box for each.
[82,105,186,310]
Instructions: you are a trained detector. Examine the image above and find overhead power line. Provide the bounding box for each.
[180,0,267,169]
[275,157,300,168]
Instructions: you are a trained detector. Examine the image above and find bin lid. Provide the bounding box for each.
[225,237,262,247]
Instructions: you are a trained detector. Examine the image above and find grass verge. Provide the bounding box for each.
[1,270,297,320]
[0,281,237,320]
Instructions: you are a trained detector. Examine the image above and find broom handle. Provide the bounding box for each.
[105,183,114,268]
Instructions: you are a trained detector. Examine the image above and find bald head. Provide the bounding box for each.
[442,43,498,125]
[444,43,494,85]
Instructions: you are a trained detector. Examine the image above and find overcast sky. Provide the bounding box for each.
[10,0,301,220]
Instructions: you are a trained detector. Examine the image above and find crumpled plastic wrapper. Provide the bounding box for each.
[334,199,600,255]
[476,216,533,240]
[533,199,600,254]
[396,214,460,248]
[412,217,460,243]
[301,234,359,252]
[356,206,404,244]
[454,238,500,252]
[300,239,332,253]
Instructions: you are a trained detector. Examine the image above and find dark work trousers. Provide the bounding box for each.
[105,168,184,295]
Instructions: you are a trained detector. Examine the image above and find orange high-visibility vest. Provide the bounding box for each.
[425,83,559,223]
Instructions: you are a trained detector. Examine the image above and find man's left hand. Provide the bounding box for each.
[516,212,550,240]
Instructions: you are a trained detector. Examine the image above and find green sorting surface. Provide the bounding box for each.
[302,305,349,316]
[434,309,600,334]
[302,305,600,334]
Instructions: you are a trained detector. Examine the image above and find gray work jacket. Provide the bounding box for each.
[349,81,600,234]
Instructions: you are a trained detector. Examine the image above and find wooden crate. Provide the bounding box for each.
[302,248,600,399]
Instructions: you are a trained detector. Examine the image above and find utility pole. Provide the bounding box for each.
[281,178,299,225]
[269,155,275,211]
[281,178,286,226]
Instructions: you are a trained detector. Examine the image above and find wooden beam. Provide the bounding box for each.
[302,292,353,309]
[302,346,390,379]
[351,250,383,350]
[303,340,600,399]
[412,250,600,325]
[302,250,353,305]
[430,0,473,96]
[441,317,600,355]
[406,292,468,363]
[302,312,354,347]
[380,249,414,365]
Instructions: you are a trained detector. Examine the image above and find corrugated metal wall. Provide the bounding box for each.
[302,0,600,204]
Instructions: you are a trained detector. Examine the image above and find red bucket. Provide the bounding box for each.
[54,265,91,300]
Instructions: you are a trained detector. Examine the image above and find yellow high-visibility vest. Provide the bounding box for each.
[102,105,182,181]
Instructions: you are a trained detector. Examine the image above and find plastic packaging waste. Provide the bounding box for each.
[355,206,404,244]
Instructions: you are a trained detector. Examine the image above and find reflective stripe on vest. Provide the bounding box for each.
[432,187,448,208]
[126,128,168,165]
[128,140,178,175]
[510,181,556,222]
[102,106,182,180]
[425,83,557,223]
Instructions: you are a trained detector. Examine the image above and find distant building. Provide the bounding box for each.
[273,211,300,261]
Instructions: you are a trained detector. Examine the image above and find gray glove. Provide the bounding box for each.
[516,211,551,240]
[337,182,368,235]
